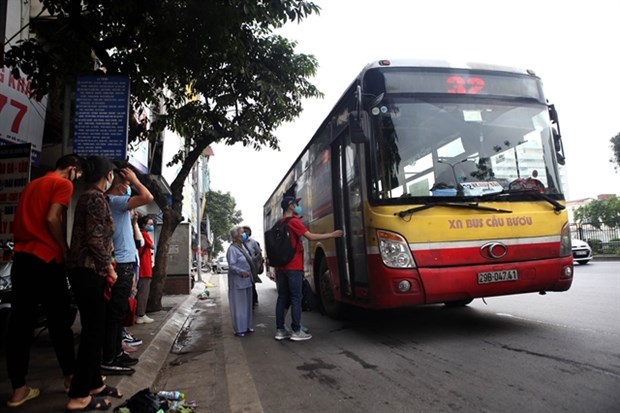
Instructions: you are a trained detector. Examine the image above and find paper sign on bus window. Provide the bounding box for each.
[463,110,482,122]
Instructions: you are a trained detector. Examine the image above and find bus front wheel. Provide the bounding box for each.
[317,258,341,318]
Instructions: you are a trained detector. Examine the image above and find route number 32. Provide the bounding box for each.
[446,76,485,94]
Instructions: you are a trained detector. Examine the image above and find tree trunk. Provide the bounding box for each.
[146,204,181,311]
[145,137,212,311]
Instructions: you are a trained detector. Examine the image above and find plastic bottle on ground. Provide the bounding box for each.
[157,390,185,400]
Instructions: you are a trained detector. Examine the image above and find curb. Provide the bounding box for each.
[116,279,203,399]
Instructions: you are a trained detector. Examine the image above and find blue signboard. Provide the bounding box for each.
[73,75,130,160]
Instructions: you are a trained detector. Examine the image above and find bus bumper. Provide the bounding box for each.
[420,256,573,304]
[365,255,573,308]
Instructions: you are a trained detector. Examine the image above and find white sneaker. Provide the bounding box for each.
[274,329,291,341]
[136,315,154,324]
[290,330,312,341]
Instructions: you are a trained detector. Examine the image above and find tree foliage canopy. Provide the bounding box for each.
[574,197,620,229]
[205,190,243,256]
[6,0,322,153]
[610,132,620,171]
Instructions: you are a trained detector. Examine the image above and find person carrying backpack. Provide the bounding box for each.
[273,196,342,341]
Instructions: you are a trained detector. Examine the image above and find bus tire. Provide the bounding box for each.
[444,298,473,307]
[317,258,341,318]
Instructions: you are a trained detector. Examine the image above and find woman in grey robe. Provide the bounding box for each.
[226,226,255,336]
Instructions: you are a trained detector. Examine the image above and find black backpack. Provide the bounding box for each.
[264,218,296,267]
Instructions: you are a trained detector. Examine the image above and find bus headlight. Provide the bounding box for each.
[377,230,416,268]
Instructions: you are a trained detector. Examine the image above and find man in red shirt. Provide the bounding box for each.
[274,196,342,341]
[6,154,82,408]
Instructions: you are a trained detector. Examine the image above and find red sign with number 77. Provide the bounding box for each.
[0,66,47,164]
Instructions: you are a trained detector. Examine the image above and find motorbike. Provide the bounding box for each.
[0,241,15,343]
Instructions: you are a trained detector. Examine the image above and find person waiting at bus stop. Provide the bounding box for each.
[6,154,82,408]
[274,196,343,341]
[102,166,153,375]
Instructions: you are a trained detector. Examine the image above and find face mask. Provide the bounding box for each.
[294,205,303,215]
[241,233,248,241]
[126,187,132,196]
[104,176,113,191]
[145,225,154,232]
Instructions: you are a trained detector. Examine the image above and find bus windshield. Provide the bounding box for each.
[369,98,562,201]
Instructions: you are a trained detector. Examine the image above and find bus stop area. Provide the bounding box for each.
[0,272,212,413]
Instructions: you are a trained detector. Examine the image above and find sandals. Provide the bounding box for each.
[91,385,123,399]
[6,387,40,408]
[66,396,111,412]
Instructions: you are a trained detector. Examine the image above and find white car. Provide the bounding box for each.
[571,239,593,265]
[217,256,228,272]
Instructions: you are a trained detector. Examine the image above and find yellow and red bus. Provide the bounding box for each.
[263,59,573,317]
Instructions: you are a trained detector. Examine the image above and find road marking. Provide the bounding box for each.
[219,275,265,413]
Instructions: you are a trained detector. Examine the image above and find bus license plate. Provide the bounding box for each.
[478,269,518,284]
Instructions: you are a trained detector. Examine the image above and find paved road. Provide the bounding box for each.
[159,261,620,413]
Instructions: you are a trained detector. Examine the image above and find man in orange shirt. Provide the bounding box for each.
[5,154,82,408]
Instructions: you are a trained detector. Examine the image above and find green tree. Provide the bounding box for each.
[5,0,321,309]
[205,190,243,257]
[610,132,620,171]
[574,197,620,229]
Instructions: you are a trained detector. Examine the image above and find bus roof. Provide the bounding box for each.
[359,59,536,77]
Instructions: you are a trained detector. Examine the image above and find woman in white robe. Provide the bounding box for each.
[226,226,255,336]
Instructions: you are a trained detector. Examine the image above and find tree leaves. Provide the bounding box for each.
[205,190,243,256]
[610,132,620,172]
[574,197,620,229]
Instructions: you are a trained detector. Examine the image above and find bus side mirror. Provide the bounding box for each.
[548,104,566,165]
[553,129,566,165]
[350,111,369,143]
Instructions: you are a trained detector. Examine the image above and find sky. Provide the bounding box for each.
[207,0,620,241]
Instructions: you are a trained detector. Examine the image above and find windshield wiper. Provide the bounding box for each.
[480,189,565,212]
[396,202,512,218]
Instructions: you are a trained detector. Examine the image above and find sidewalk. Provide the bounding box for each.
[0,273,205,413]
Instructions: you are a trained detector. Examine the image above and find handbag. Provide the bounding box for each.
[114,388,168,413]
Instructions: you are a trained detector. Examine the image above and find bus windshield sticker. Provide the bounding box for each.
[461,181,504,196]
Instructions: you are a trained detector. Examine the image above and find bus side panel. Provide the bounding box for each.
[419,256,573,304]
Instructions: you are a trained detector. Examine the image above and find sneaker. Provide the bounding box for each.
[122,333,143,347]
[274,329,291,341]
[114,352,139,366]
[285,325,310,334]
[290,330,312,341]
[100,363,135,376]
[136,315,154,324]
[121,342,138,353]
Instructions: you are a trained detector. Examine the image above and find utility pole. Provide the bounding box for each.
[195,156,203,283]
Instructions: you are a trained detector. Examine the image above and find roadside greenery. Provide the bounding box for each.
[611,132,620,171]
[574,197,620,229]
[205,191,243,257]
[5,0,322,309]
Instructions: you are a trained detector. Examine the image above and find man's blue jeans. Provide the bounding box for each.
[275,270,303,332]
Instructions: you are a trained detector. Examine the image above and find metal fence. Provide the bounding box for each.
[569,223,620,254]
